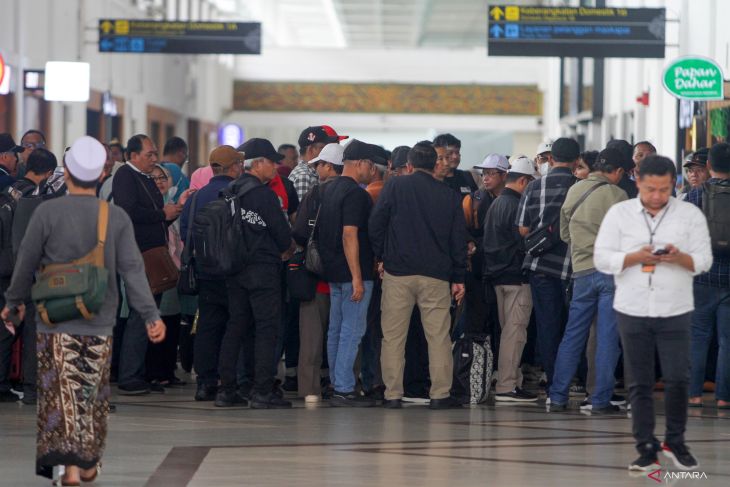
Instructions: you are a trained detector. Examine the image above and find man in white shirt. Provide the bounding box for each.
[594,156,712,473]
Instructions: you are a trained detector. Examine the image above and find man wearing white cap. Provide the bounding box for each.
[2,136,164,485]
[536,141,553,177]
[482,156,539,402]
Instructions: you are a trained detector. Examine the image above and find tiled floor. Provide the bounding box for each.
[1,384,729,486]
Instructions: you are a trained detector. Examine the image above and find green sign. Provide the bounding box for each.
[663,57,724,100]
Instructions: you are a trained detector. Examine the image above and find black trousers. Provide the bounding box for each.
[617,312,691,450]
[404,306,431,397]
[194,279,230,387]
[219,263,281,395]
[146,313,181,382]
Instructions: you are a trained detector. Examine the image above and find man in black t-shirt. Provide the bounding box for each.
[318,139,380,407]
[433,133,478,199]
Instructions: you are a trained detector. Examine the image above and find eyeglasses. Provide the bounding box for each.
[151,175,168,182]
[536,154,550,162]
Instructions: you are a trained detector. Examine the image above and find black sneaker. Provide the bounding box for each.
[0,390,18,402]
[662,443,699,471]
[569,384,587,396]
[250,392,292,409]
[629,452,659,471]
[195,383,217,402]
[592,404,622,415]
[322,385,334,400]
[365,385,386,401]
[149,381,166,393]
[214,390,248,408]
[331,391,376,408]
[610,394,626,406]
[429,396,462,410]
[495,388,538,402]
[118,381,150,396]
[383,399,402,409]
[282,376,298,392]
[548,402,567,412]
[21,392,37,405]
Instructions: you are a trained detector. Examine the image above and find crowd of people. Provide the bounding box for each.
[0,125,726,482]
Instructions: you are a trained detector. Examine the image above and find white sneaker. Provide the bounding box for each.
[402,396,430,404]
[305,395,320,404]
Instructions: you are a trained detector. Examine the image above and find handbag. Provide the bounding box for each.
[178,191,198,295]
[136,174,179,295]
[31,201,110,327]
[304,205,324,276]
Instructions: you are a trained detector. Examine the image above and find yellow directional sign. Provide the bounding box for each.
[489,6,504,20]
[505,6,520,21]
[114,20,129,35]
[100,20,114,34]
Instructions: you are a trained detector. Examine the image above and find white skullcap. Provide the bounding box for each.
[65,136,106,182]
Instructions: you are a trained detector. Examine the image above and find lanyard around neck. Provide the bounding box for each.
[641,203,669,245]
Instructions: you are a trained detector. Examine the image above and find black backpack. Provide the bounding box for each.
[702,182,730,256]
[451,334,494,405]
[191,178,259,276]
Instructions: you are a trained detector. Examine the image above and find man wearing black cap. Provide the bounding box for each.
[318,140,378,407]
[606,139,638,198]
[682,149,710,197]
[289,125,348,200]
[516,137,579,400]
[216,137,296,409]
[0,133,24,190]
[389,145,412,177]
[370,141,468,409]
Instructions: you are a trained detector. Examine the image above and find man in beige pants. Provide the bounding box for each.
[482,156,539,402]
[369,141,468,409]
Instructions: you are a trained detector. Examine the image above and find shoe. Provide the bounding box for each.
[580,399,592,410]
[495,388,539,402]
[365,385,385,401]
[402,393,431,404]
[238,384,253,401]
[629,452,660,471]
[52,479,80,486]
[539,372,547,388]
[162,376,187,387]
[282,376,298,392]
[214,390,248,408]
[149,381,166,393]
[548,403,567,412]
[569,384,587,396]
[80,463,102,482]
[305,395,320,404]
[610,394,626,406]
[591,404,622,415]
[429,396,462,410]
[195,384,217,402]
[661,443,699,471]
[383,399,403,409]
[117,381,150,396]
[322,385,334,400]
[21,391,37,405]
[250,392,292,409]
[108,403,117,413]
[0,390,19,402]
[331,391,376,408]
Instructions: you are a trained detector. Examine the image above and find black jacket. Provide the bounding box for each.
[618,173,638,199]
[369,171,468,284]
[482,188,528,285]
[112,164,167,252]
[232,174,292,265]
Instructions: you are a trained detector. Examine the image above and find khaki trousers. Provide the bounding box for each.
[494,284,533,394]
[297,293,330,397]
[380,272,453,400]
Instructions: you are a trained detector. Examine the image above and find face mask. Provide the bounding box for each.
[166,185,178,201]
[539,162,550,176]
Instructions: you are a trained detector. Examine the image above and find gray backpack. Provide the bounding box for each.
[702,182,730,256]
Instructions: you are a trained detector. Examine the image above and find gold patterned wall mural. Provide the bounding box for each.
[233,82,541,116]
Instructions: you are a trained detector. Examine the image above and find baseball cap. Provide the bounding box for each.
[343,139,387,165]
[536,141,552,155]
[684,147,709,167]
[298,125,349,149]
[65,136,106,182]
[0,133,25,154]
[237,138,284,162]
[509,156,538,177]
[605,139,634,170]
[391,146,411,169]
[595,148,624,169]
[309,143,344,166]
[474,153,509,172]
[209,145,244,168]
[551,138,580,162]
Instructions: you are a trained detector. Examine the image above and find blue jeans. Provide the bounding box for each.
[690,284,730,401]
[550,272,620,408]
[529,273,568,395]
[328,281,374,393]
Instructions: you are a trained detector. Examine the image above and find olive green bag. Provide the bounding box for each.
[31,201,110,327]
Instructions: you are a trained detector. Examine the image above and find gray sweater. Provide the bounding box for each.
[5,195,160,336]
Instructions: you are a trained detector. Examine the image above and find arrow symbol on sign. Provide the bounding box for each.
[490,24,504,38]
[100,38,113,51]
[101,20,114,34]
[490,6,505,20]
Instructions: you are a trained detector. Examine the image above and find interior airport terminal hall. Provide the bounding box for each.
[1,0,730,486]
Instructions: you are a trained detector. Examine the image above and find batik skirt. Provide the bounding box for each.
[36,332,112,479]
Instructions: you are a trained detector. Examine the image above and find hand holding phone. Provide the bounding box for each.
[653,245,670,256]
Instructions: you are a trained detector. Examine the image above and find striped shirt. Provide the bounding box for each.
[516,166,576,280]
[288,161,319,200]
[686,178,730,288]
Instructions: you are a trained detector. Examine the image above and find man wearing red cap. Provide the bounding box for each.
[289,125,347,200]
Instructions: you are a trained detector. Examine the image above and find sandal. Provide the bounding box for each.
[80,463,101,483]
[52,480,80,487]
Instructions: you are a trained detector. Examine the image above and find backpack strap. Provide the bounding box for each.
[73,201,109,267]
